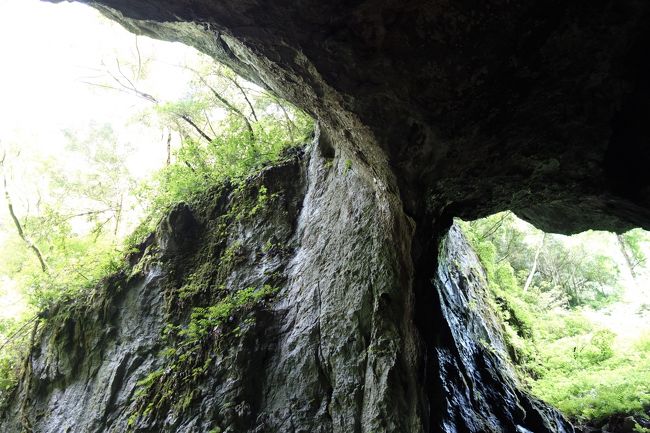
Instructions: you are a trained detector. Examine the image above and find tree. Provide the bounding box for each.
[0,34,314,311]
[463,212,622,309]
[523,233,545,292]
[536,239,620,308]
[616,229,648,280]
[0,126,140,310]
[53,124,138,239]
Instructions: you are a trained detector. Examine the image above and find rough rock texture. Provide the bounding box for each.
[8,269,166,433]
[432,226,571,433]
[0,139,572,433]
[0,149,308,433]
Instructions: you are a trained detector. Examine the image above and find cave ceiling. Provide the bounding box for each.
[52,0,650,233]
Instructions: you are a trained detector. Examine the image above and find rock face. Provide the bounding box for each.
[432,226,571,433]
[0,139,572,433]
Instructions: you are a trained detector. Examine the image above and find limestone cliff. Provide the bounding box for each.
[0,135,572,432]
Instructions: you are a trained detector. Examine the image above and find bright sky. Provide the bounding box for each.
[0,0,206,318]
[0,0,204,173]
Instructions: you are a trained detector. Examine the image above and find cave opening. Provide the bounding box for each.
[1,0,649,432]
[456,212,650,431]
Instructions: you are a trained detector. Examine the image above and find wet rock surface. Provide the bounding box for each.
[1,135,573,432]
[0,266,167,433]
[431,225,573,433]
[0,148,309,433]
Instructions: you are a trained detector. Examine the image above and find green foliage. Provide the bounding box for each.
[0,32,314,417]
[585,329,616,363]
[344,159,352,174]
[635,423,650,433]
[531,344,650,423]
[461,213,622,311]
[134,369,165,399]
[1,63,311,308]
[23,241,125,311]
[133,113,311,242]
[537,237,621,308]
[179,285,277,344]
[0,319,26,397]
[459,213,650,423]
[0,125,138,312]
[0,55,313,401]
[635,332,650,352]
[538,310,593,340]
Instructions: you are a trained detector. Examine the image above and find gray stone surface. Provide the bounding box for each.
[0,133,572,432]
[0,266,166,433]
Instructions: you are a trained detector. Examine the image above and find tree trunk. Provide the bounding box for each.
[523,233,545,292]
[616,233,637,280]
[0,157,48,274]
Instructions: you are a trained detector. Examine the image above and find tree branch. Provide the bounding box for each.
[183,65,255,140]
[224,74,259,122]
[478,211,511,241]
[180,114,214,143]
[84,62,215,143]
[134,35,142,81]
[0,154,48,273]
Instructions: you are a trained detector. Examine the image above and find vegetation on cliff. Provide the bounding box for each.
[0,6,312,407]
